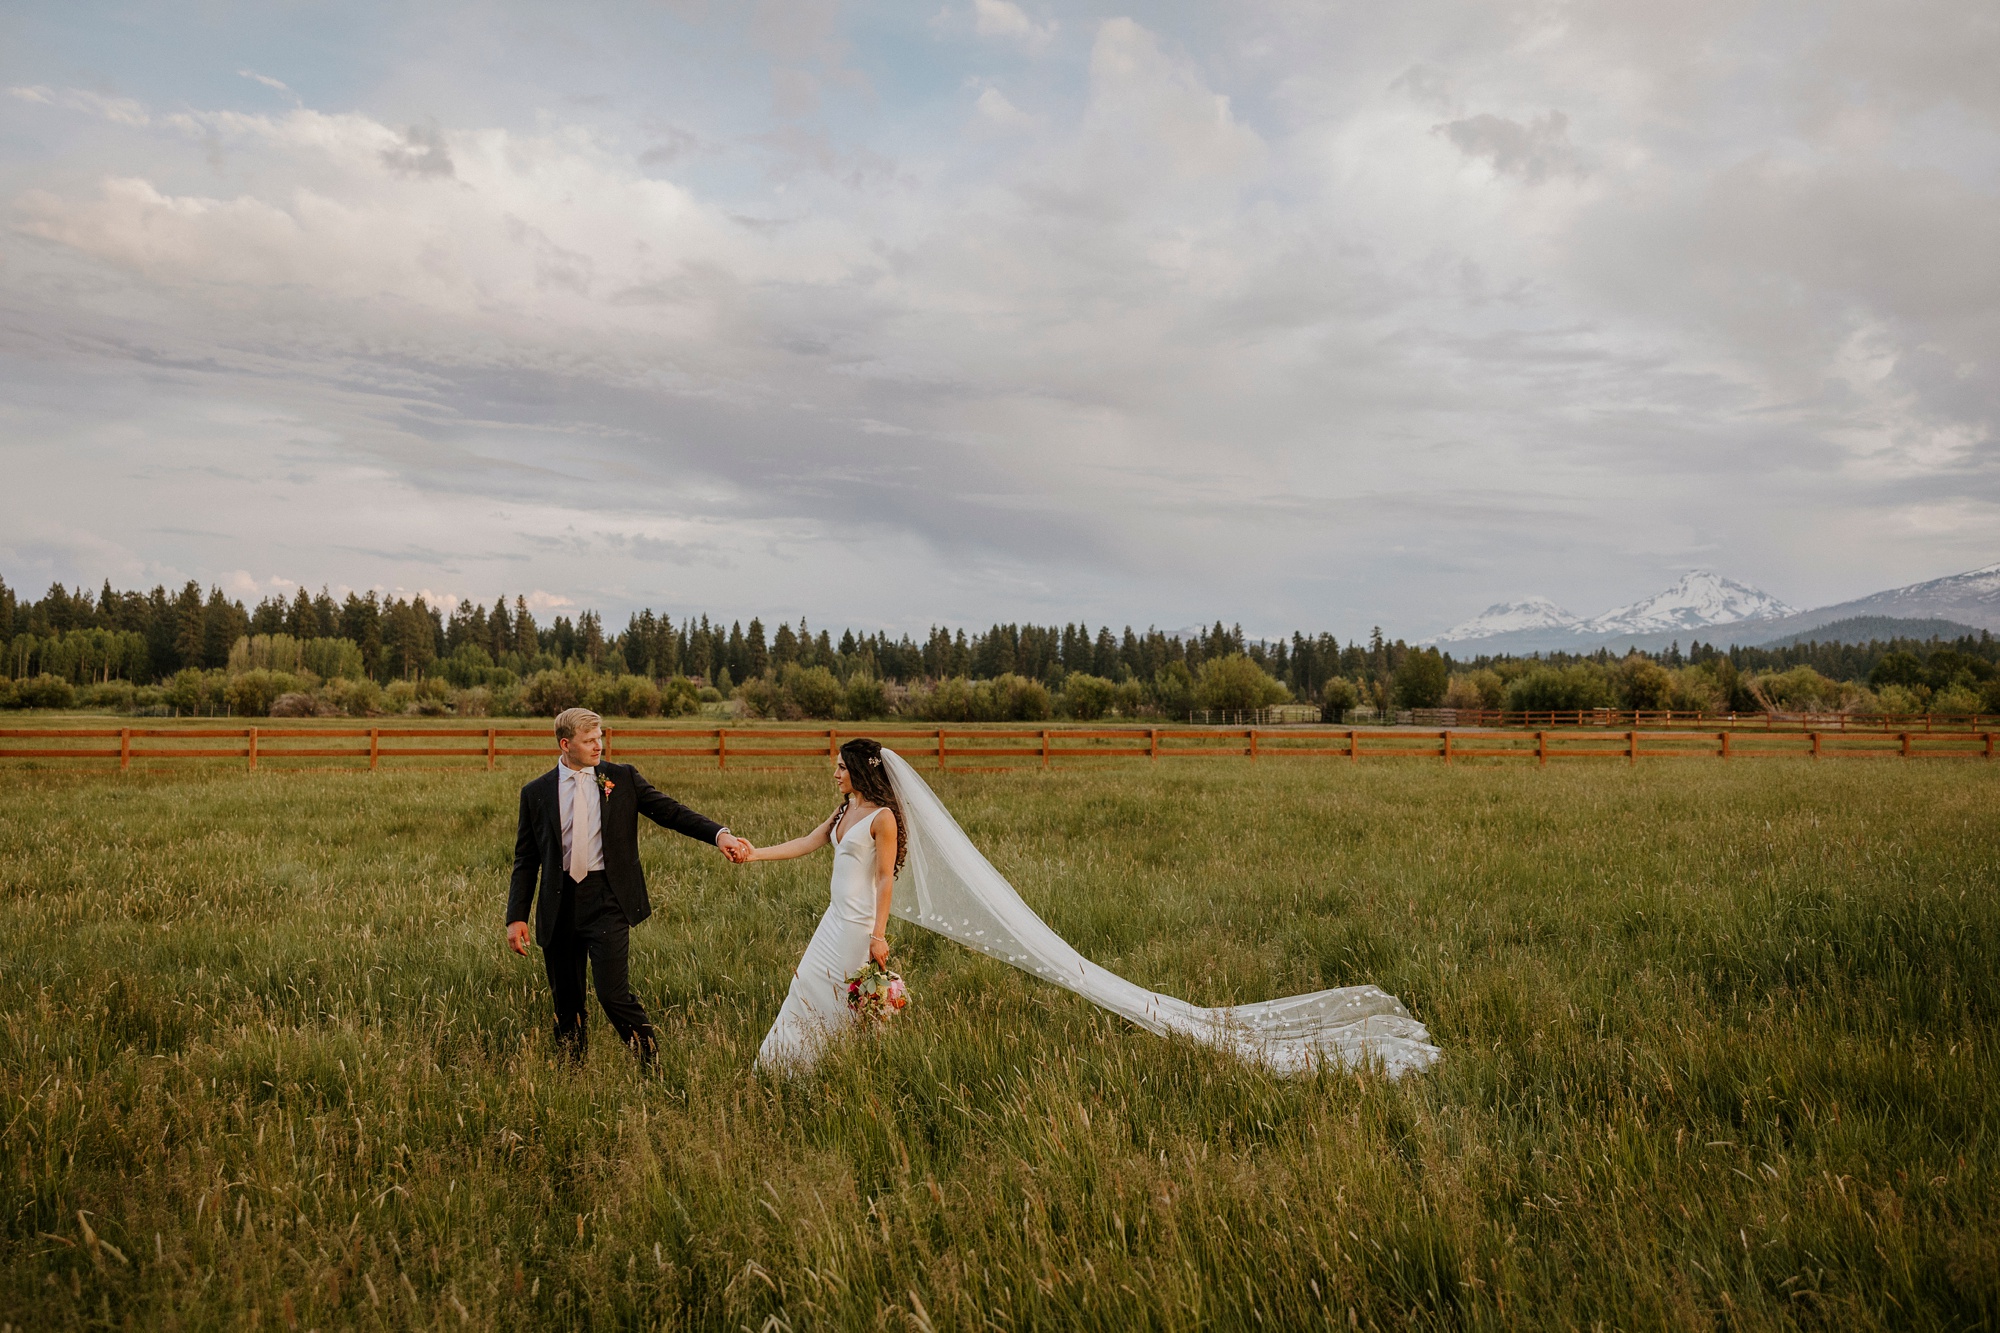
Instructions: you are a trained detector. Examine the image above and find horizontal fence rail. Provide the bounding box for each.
[1402,708,1997,731]
[1,724,1995,771]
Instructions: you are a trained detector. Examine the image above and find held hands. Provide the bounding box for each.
[717,831,756,864]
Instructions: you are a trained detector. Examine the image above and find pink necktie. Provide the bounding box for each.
[568,772,590,882]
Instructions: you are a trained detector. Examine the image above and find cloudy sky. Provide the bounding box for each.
[2,1,1995,638]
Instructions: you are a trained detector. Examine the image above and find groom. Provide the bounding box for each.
[507,706,753,1062]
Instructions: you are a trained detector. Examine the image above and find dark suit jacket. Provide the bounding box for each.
[507,761,724,947]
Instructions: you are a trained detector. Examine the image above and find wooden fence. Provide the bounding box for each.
[1,723,1994,771]
[1417,708,1997,731]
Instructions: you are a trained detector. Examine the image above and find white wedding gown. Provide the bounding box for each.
[756,752,1441,1077]
[755,806,884,1070]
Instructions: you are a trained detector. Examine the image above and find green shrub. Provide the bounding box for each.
[325,677,384,717]
[1612,654,1675,710]
[410,677,454,716]
[1930,684,1983,716]
[661,677,703,717]
[13,674,78,709]
[1505,664,1612,712]
[781,665,843,719]
[907,674,1051,722]
[1318,677,1360,721]
[521,669,590,716]
[1060,673,1116,721]
[162,669,230,716]
[224,670,306,717]
[0,678,16,709]
[1666,667,1724,713]
[75,680,138,712]
[1193,655,1288,712]
[588,674,663,718]
[840,675,886,720]
[1747,666,1848,713]
[990,673,1052,721]
[735,675,782,719]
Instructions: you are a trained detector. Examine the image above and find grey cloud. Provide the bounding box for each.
[5,2,2000,634]
[1436,111,1584,183]
[381,123,455,178]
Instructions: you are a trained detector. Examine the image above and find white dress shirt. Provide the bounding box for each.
[559,762,605,878]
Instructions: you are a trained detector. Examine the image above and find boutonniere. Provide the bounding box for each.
[596,773,615,798]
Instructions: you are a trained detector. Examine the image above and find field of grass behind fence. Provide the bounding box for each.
[2,760,1996,1329]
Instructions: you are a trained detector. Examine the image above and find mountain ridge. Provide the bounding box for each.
[1435,561,2000,655]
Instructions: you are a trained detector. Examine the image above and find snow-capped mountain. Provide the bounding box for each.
[1434,560,2000,655]
[1577,571,1796,636]
[1439,597,1581,642]
[1732,561,2000,640]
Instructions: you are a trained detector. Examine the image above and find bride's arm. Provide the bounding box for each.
[868,809,897,965]
[744,812,837,863]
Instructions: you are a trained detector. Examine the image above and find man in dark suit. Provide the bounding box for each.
[507,706,753,1062]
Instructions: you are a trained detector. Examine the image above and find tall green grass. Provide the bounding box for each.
[1,760,1995,1329]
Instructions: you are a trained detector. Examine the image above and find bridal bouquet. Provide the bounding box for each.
[844,959,909,1025]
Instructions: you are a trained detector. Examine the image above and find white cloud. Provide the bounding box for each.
[972,0,1056,50]
[2,4,1996,631]
[973,85,1040,131]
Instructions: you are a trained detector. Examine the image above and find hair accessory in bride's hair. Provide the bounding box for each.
[868,756,882,767]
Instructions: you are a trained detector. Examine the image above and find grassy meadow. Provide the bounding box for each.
[1,754,1996,1329]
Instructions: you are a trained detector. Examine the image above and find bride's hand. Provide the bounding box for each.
[869,934,890,966]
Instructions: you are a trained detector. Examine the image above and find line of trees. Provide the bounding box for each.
[2,574,1995,718]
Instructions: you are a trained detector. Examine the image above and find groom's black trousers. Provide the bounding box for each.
[543,870,655,1062]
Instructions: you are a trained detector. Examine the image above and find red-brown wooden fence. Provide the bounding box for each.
[1,723,1993,771]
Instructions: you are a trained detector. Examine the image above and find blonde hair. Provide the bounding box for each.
[553,707,603,743]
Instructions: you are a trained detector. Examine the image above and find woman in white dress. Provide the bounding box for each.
[745,738,904,1071]
[748,741,1441,1078]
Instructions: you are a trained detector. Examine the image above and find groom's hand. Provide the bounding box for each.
[507,921,530,956]
[716,832,754,864]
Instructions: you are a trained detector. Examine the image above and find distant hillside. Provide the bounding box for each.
[1753,616,1990,648]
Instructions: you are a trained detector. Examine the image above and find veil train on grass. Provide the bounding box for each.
[880,748,1441,1077]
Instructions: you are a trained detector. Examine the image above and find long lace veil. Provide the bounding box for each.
[879,749,1441,1077]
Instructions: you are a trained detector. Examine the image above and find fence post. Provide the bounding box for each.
[1986,731,1994,761]
[1041,729,1050,768]
[1719,731,1729,760]
[602,727,613,760]
[120,728,130,772]
[1249,728,1259,760]
[1900,731,1911,759]
[1810,731,1820,760]
[369,727,379,771]
[487,728,497,771]
[719,729,728,771]
[937,729,946,770]
[1442,730,1452,764]
[829,729,839,760]
[1149,728,1159,759]
[1627,730,1637,765]
[1536,730,1546,767]
[1349,728,1359,763]
[248,727,258,773]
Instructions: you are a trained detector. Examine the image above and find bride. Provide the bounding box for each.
[746,739,1440,1077]
[745,738,905,1070]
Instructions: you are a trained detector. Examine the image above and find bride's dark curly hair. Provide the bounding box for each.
[837,738,907,872]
